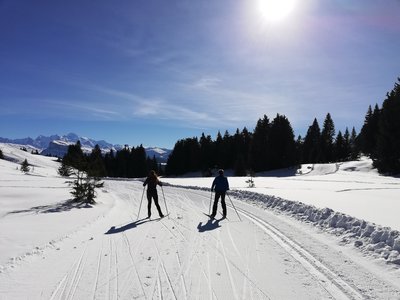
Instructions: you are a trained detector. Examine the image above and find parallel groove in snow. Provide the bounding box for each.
[170,188,273,299]
[236,206,364,300]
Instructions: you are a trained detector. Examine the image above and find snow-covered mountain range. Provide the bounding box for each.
[0,133,171,162]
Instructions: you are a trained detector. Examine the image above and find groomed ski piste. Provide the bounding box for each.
[1,142,400,299]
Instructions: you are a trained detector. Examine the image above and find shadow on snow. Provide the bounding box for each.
[7,199,93,215]
[197,218,223,232]
[105,217,156,234]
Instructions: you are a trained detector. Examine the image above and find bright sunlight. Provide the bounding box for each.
[258,0,297,22]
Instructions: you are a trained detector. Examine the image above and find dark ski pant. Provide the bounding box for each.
[211,191,227,217]
[147,189,163,217]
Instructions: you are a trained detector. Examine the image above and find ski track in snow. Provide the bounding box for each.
[237,207,362,299]
[1,175,400,299]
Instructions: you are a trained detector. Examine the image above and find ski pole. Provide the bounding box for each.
[226,193,242,221]
[209,190,213,215]
[161,186,169,218]
[137,186,145,220]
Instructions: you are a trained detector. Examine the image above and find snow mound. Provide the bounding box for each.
[340,157,378,173]
[305,163,339,176]
[296,158,377,176]
[233,190,400,264]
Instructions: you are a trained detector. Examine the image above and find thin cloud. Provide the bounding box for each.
[43,99,121,120]
[84,85,219,126]
[191,77,222,90]
[183,76,296,124]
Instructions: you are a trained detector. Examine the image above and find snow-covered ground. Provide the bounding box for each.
[162,159,400,232]
[1,142,400,299]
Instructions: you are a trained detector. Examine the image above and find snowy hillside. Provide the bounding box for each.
[1,142,400,299]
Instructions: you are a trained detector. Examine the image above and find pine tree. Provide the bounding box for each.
[374,79,400,174]
[267,114,296,169]
[302,118,321,163]
[69,170,104,204]
[187,138,201,172]
[147,155,159,174]
[104,149,116,177]
[87,145,106,178]
[166,140,183,175]
[220,130,233,169]
[58,158,72,176]
[233,128,251,174]
[334,131,346,162]
[241,127,252,169]
[214,131,224,169]
[342,128,351,161]
[20,159,30,173]
[115,146,130,177]
[349,127,359,160]
[249,115,270,172]
[320,113,335,163]
[166,139,195,176]
[63,141,86,171]
[358,104,380,157]
[0,149,4,159]
[199,133,214,174]
[129,145,148,178]
[295,135,303,165]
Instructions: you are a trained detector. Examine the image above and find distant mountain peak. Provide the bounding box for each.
[0,133,171,163]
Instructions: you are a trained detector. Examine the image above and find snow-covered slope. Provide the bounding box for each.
[1,143,399,299]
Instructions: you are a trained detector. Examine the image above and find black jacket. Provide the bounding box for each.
[143,175,162,191]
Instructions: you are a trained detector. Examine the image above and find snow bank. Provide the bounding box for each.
[165,183,400,265]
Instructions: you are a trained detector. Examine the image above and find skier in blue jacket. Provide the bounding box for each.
[210,169,229,218]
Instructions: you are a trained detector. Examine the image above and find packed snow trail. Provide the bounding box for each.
[1,180,400,299]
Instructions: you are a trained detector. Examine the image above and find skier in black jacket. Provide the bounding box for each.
[143,170,164,218]
[210,169,229,218]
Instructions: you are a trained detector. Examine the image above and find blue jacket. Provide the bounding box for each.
[211,175,229,192]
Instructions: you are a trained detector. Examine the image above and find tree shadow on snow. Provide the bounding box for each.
[256,167,299,177]
[7,199,93,215]
[197,219,222,232]
[105,218,152,234]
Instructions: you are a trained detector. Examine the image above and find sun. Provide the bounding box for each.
[258,0,297,22]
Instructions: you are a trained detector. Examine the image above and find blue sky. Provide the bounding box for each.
[1,0,399,148]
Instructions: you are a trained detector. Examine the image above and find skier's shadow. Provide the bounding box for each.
[197,219,222,232]
[105,218,150,234]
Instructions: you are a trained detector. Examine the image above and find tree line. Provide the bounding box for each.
[165,113,357,176]
[60,141,162,178]
[166,78,400,176]
[357,79,400,174]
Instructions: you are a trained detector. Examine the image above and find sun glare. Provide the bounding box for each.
[258,0,297,22]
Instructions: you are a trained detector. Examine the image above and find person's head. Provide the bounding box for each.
[218,169,224,175]
[149,170,157,177]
